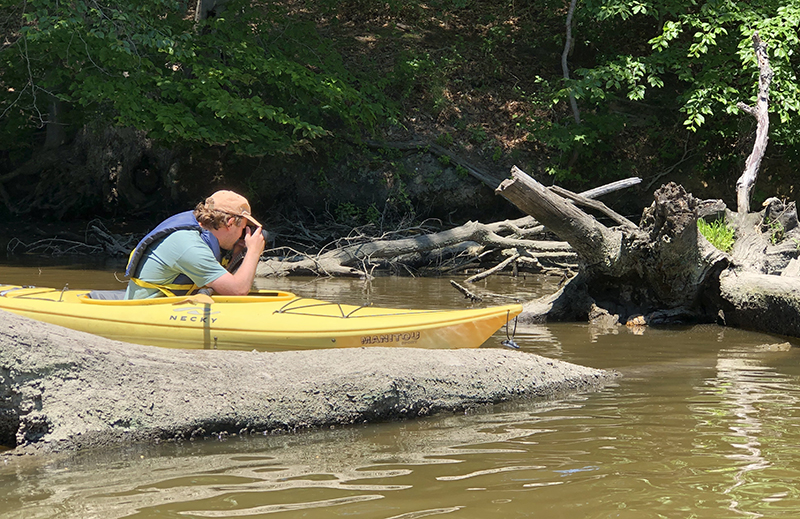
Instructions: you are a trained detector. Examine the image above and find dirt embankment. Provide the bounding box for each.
[0,311,618,455]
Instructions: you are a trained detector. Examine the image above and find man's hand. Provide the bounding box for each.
[243,226,266,256]
[209,226,266,296]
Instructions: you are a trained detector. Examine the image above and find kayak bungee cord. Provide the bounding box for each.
[274,297,441,318]
[501,309,520,349]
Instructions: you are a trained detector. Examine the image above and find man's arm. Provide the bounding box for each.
[207,227,265,295]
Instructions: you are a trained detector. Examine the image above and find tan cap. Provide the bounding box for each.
[205,190,262,228]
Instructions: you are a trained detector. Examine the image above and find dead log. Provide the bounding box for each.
[497,167,730,324]
[718,270,800,337]
[714,198,800,336]
[257,220,573,278]
[497,166,625,272]
[728,199,800,273]
[255,174,639,279]
[496,165,800,339]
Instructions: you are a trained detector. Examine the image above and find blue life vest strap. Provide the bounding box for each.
[126,211,223,296]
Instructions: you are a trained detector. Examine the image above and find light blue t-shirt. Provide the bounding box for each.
[125,229,228,299]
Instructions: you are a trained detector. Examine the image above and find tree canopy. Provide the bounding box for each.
[539,0,800,183]
[1,0,799,220]
[0,0,387,157]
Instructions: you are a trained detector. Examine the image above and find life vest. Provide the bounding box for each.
[126,211,223,297]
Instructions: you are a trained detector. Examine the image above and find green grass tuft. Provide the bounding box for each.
[698,218,735,252]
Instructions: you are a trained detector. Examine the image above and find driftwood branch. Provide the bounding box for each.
[579,177,641,198]
[449,280,483,302]
[465,252,521,283]
[257,220,574,278]
[497,166,622,268]
[549,185,638,229]
[736,32,773,215]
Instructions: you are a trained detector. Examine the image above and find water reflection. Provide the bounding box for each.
[4,338,800,518]
[692,343,800,518]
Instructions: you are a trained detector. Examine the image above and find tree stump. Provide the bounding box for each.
[496,167,730,325]
[497,166,800,338]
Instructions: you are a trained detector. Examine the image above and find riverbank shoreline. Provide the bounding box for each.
[0,311,618,455]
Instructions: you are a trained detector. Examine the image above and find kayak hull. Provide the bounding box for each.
[0,285,522,351]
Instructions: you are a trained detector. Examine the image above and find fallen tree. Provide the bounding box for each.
[256,218,575,278]
[255,178,640,279]
[496,167,800,338]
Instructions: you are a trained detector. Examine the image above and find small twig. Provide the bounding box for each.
[449,280,483,302]
[442,248,495,274]
[465,252,521,283]
[644,139,694,191]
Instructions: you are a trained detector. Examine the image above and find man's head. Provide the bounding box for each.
[194,190,262,230]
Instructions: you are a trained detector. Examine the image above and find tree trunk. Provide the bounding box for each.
[43,98,67,150]
[195,0,230,21]
[736,32,773,215]
[561,0,580,126]
[496,166,620,270]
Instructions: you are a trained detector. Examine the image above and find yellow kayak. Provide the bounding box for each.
[0,284,522,351]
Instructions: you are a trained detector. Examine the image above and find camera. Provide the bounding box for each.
[240,225,269,243]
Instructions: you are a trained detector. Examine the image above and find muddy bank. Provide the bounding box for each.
[0,311,618,455]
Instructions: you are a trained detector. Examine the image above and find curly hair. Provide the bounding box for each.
[194,202,244,230]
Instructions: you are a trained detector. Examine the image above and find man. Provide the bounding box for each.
[125,190,266,299]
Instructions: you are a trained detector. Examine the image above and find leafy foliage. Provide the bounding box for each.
[764,217,785,245]
[568,0,795,126]
[528,0,800,185]
[0,0,390,157]
[2,0,800,220]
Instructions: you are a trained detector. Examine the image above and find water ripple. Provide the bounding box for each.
[436,465,545,481]
[385,506,464,519]
[181,494,385,517]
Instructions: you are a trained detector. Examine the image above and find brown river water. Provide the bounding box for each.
[2,261,800,518]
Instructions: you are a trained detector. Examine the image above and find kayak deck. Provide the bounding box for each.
[0,284,523,351]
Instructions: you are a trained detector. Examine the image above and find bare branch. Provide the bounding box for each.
[465,253,520,283]
[736,32,773,215]
[561,0,580,125]
[549,185,638,229]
